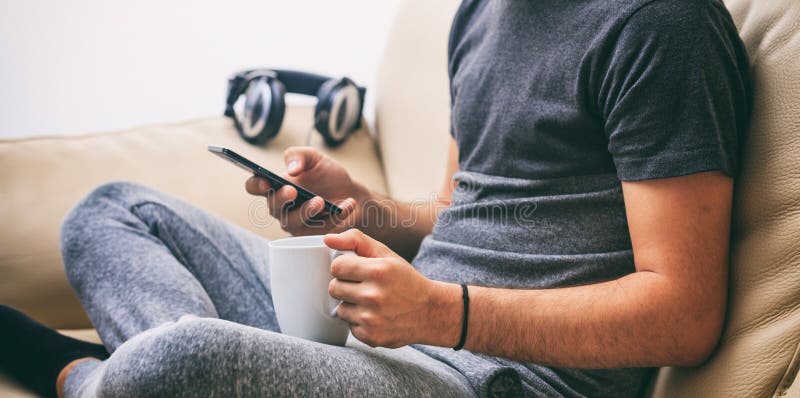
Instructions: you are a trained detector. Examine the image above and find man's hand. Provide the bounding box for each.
[244,142,459,260]
[245,147,371,236]
[323,229,461,348]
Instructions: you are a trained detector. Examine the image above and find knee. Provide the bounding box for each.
[97,317,249,396]
[61,181,149,276]
[62,181,143,235]
[147,317,242,358]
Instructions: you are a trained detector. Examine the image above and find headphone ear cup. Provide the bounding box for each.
[314,78,362,147]
[262,78,286,141]
[313,79,339,140]
[231,74,284,146]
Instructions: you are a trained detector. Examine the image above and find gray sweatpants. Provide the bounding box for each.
[60,182,475,397]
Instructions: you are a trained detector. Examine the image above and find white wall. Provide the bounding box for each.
[0,0,400,138]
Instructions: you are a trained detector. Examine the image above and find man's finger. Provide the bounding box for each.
[279,198,356,235]
[297,196,326,220]
[334,302,359,325]
[330,254,372,282]
[268,186,298,214]
[279,196,327,233]
[245,176,272,195]
[283,147,322,177]
[328,197,357,223]
[329,278,363,303]
[324,229,393,258]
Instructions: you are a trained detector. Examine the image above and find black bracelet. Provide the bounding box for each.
[453,283,470,351]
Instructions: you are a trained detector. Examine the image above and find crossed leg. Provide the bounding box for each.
[60,182,473,397]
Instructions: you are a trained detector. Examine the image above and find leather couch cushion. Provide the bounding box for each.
[0,106,387,329]
[375,0,460,201]
[0,375,36,398]
[650,0,800,396]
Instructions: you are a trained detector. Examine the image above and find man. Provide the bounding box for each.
[0,0,750,396]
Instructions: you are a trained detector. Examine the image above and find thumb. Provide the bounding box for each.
[324,229,394,259]
[283,146,322,177]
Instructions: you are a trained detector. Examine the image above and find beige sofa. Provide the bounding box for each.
[2,0,799,396]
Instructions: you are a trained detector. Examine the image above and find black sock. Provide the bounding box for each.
[0,305,109,398]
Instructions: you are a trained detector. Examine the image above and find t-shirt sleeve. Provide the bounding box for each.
[597,0,751,181]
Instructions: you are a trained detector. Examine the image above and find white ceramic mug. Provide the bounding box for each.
[268,235,352,346]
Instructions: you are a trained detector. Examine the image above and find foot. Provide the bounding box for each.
[0,305,109,398]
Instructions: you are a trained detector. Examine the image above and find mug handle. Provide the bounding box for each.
[328,249,356,318]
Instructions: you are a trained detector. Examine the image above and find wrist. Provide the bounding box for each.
[352,183,388,235]
[351,181,374,206]
[421,281,463,347]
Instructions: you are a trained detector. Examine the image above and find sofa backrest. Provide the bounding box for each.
[0,111,386,329]
[376,0,800,397]
[374,0,460,201]
[651,0,800,396]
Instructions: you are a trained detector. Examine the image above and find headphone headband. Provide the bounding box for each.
[225,68,366,147]
[226,69,365,107]
[273,69,329,97]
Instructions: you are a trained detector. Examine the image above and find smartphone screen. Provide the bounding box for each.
[208,145,343,215]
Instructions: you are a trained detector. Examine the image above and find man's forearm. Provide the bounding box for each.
[356,187,445,261]
[427,271,724,368]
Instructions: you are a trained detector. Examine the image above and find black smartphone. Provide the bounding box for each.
[208,145,343,215]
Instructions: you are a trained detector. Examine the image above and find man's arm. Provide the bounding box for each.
[326,170,732,368]
[364,138,460,260]
[245,139,459,261]
[447,171,732,367]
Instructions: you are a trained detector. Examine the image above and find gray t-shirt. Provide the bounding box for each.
[410,0,750,397]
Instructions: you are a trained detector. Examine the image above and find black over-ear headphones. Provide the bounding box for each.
[224,69,366,147]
